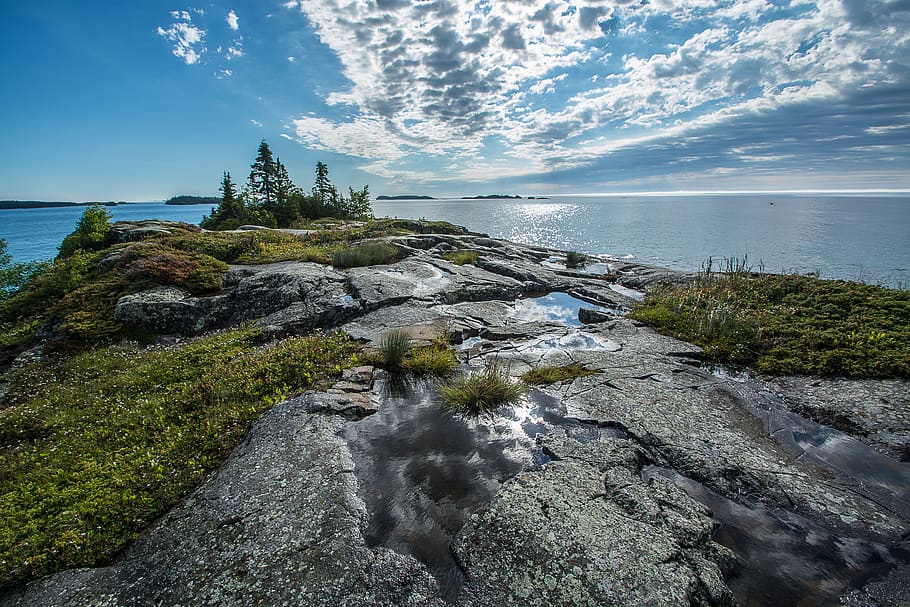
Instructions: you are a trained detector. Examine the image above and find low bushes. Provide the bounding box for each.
[443,250,479,266]
[0,328,360,588]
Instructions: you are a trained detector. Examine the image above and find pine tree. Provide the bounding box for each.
[312,161,333,207]
[249,140,277,211]
[273,157,301,226]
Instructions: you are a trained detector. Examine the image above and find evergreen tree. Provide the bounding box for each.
[312,161,334,206]
[248,140,277,212]
[273,157,301,226]
[344,185,373,219]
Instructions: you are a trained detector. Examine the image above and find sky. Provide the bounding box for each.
[1,0,909,200]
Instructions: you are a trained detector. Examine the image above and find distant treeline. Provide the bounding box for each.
[376,195,436,200]
[165,195,220,206]
[0,200,125,209]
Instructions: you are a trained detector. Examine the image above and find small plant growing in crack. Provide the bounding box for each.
[439,361,526,418]
[521,363,596,385]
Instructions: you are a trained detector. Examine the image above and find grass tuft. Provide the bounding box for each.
[629,257,910,377]
[402,339,458,376]
[332,241,400,269]
[439,363,527,417]
[521,363,597,385]
[377,329,411,368]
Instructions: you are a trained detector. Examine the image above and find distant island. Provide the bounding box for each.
[461,194,523,199]
[376,195,436,200]
[0,200,125,209]
[165,195,220,206]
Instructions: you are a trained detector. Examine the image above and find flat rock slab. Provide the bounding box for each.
[0,397,444,607]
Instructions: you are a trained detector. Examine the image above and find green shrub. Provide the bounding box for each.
[0,328,359,588]
[566,251,587,268]
[0,239,50,302]
[439,363,527,417]
[120,243,228,295]
[521,363,596,385]
[58,205,112,259]
[443,250,479,266]
[332,241,399,268]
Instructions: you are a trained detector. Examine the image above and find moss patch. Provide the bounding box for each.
[629,269,910,378]
[0,327,360,588]
[443,250,479,266]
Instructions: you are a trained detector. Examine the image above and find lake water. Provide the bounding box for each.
[1,194,908,287]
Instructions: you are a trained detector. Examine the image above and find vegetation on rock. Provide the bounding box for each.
[522,363,596,385]
[565,250,587,268]
[57,204,113,259]
[443,250,479,265]
[332,241,400,269]
[439,363,526,417]
[0,327,360,588]
[202,141,372,230]
[629,258,910,377]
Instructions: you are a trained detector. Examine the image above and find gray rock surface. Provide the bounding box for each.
[6,226,908,606]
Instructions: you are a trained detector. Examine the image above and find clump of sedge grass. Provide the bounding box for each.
[443,250,479,266]
[402,338,458,376]
[439,363,527,417]
[377,329,411,368]
[332,241,399,268]
[566,251,588,268]
[522,363,596,385]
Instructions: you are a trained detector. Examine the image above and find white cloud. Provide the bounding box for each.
[157,17,206,65]
[250,119,263,127]
[226,9,239,31]
[280,0,910,183]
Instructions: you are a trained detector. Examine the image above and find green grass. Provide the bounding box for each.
[442,250,479,266]
[377,329,411,368]
[402,340,458,376]
[331,241,400,269]
[521,363,597,385]
[0,327,360,588]
[628,259,910,377]
[439,364,527,417]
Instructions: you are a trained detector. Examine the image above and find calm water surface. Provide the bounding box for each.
[2,195,908,287]
[376,194,910,287]
[0,203,212,264]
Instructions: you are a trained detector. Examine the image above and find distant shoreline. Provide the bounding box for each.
[0,201,128,209]
[376,195,436,200]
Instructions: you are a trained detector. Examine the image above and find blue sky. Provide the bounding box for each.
[1,0,908,200]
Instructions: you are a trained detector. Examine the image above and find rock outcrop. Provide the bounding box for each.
[3,228,908,607]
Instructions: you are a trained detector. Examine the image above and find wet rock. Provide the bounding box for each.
[578,307,613,324]
[769,376,910,461]
[454,434,737,607]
